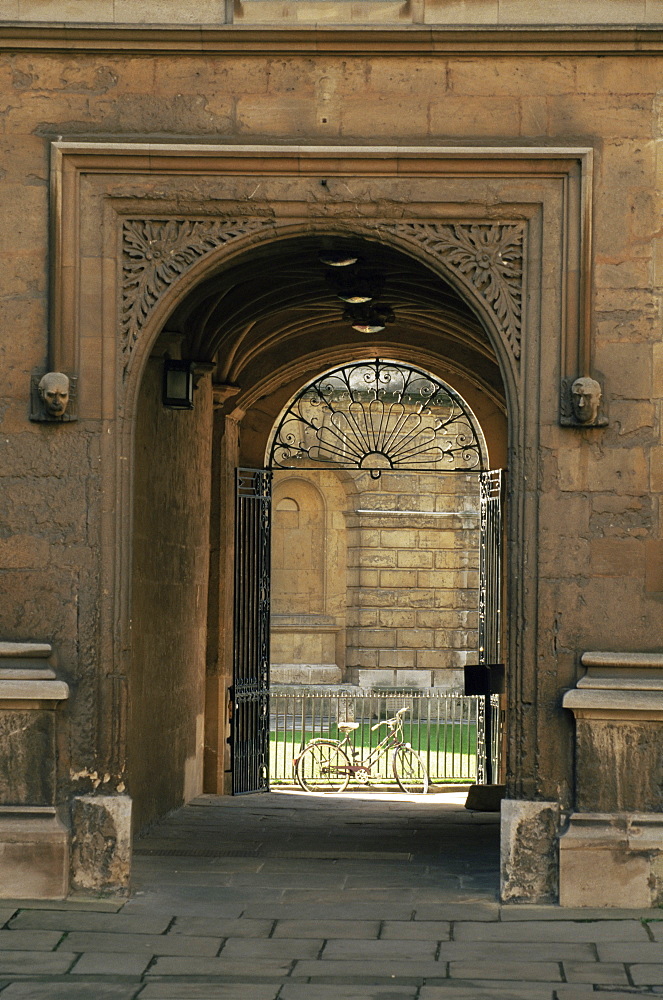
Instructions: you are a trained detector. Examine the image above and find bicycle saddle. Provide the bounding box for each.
[337,722,360,731]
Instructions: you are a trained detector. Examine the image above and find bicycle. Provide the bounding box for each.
[293,706,429,794]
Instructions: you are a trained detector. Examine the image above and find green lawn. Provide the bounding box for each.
[270,721,477,784]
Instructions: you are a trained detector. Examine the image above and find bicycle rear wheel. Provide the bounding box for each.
[392,745,429,794]
[295,740,351,792]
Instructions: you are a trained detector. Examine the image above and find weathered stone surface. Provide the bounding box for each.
[500,801,560,904]
[559,813,663,908]
[575,719,663,812]
[0,711,54,807]
[70,796,131,895]
[0,812,68,899]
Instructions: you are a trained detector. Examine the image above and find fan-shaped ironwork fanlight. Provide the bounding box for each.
[267,359,487,476]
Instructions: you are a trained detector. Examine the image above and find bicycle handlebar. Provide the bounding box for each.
[370,706,410,731]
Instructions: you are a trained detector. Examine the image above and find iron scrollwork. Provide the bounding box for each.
[268,358,486,475]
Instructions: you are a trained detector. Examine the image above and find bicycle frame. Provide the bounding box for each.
[295,707,411,781]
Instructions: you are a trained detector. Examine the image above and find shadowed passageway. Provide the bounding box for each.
[131,789,500,912]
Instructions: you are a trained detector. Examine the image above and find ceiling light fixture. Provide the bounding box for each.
[345,303,395,334]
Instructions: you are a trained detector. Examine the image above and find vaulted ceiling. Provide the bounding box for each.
[165,234,505,415]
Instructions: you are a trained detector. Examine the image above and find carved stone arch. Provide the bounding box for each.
[121,219,521,430]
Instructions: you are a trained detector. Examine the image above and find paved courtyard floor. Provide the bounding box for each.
[1,788,662,999]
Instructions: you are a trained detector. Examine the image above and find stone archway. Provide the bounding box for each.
[48,142,592,894]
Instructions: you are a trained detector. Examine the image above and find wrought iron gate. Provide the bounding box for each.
[477,468,504,784]
[231,469,272,794]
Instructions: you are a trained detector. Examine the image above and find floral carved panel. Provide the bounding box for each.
[376,222,525,360]
[121,218,276,357]
[121,217,524,365]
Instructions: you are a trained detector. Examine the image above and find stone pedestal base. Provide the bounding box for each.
[559,812,663,908]
[0,807,69,899]
[500,799,560,903]
[71,795,132,895]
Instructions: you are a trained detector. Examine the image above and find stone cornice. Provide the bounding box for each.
[3,24,663,56]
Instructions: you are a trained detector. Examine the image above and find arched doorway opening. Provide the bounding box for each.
[127,233,509,832]
[235,357,502,794]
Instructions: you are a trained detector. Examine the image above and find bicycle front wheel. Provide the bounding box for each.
[392,745,429,794]
[296,741,351,792]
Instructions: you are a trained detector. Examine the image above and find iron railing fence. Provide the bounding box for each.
[269,687,501,786]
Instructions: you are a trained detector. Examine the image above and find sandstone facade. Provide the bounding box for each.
[0,8,661,901]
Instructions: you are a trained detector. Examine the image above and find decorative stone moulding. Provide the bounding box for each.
[0,642,70,899]
[560,651,663,907]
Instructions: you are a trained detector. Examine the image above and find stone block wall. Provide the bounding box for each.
[4,0,663,23]
[345,471,480,689]
[129,355,213,832]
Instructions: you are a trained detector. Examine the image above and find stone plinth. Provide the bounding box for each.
[561,651,663,907]
[0,807,69,899]
[559,813,663,908]
[0,642,70,898]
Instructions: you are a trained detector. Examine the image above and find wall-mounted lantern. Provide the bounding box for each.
[163,360,194,409]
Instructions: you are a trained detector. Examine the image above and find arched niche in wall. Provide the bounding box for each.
[270,471,353,684]
[272,478,325,615]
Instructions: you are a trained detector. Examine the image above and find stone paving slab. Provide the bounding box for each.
[420,987,557,1000]
[630,963,663,985]
[8,911,173,934]
[437,941,596,961]
[453,919,651,941]
[60,932,221,956]
[321,938,437,960]
[138,986,282,1000]
[71,951,151,975]
[124,900,245,920]
[554,990,652,1000]
[0,899,124,912]
[242,902,416,920]
[500,905,663,921]
[279,987,418,999]
[0,952,78,975]
[146,957,293,976]
[0,910,17,927]
[448,960,563,981]
[272,919,381,939]
[645,919,663,940]
[220,936,323,958]
[412,904,499,921]
[282,887,468,904]
[0,985,140,999]
[0,930,64,950]
[169,916,274,937]
[597,941,663,961]
[562,960,630,984]
[380,920,451,939]
[291,958,449,979]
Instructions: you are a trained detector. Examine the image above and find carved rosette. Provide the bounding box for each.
[121,218,275,356]
[377,222,524,360]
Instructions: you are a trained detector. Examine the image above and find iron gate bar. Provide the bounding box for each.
[232,468,272,795]
[477,469,504,785]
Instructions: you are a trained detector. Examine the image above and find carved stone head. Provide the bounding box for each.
[571,376,602,425]
[38,372,70,419]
